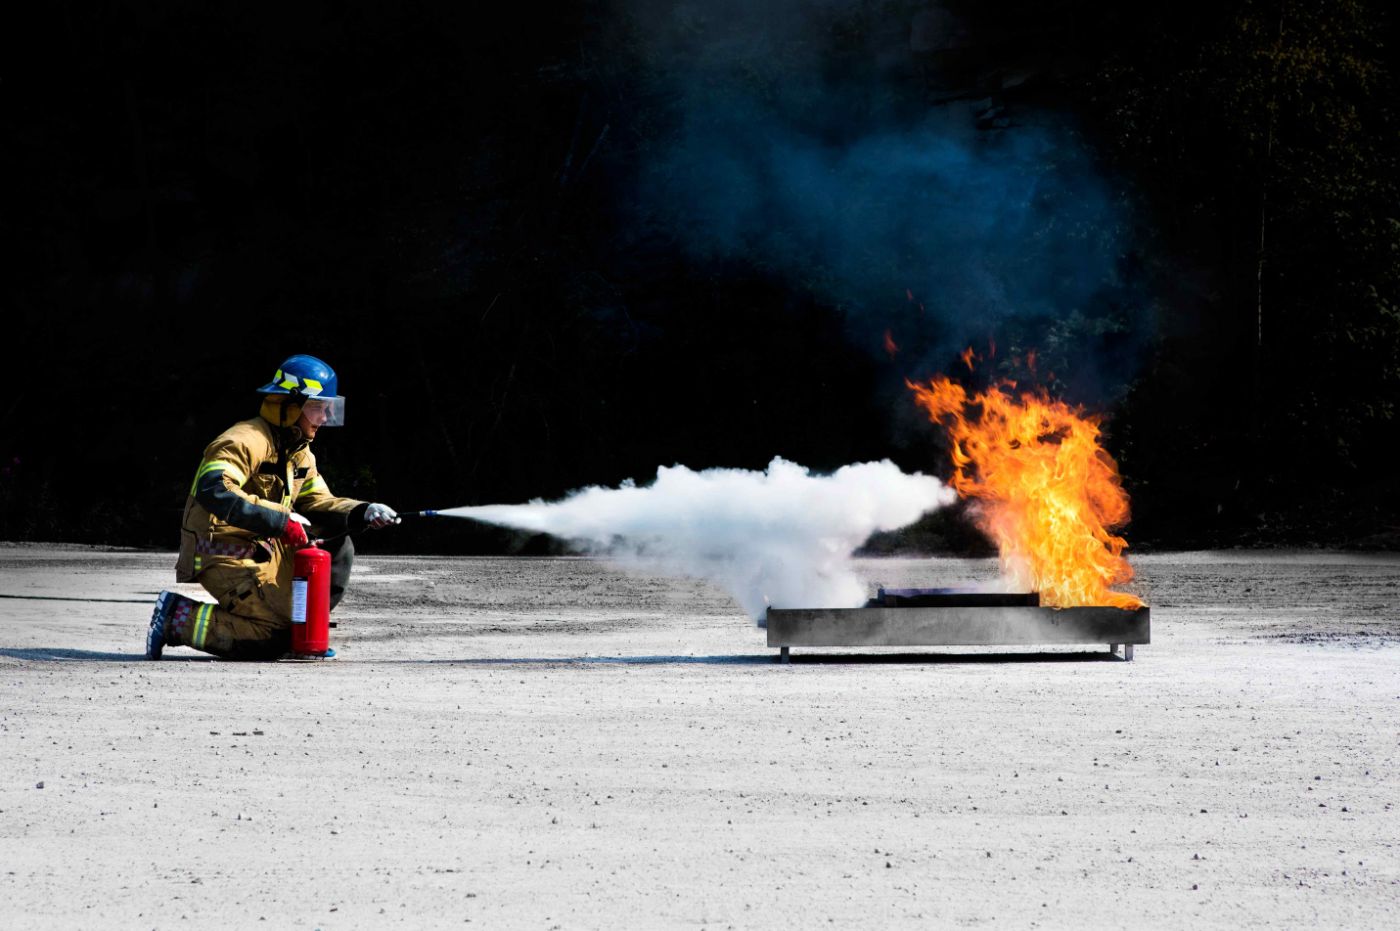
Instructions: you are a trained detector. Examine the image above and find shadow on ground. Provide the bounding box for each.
[0,648,212,663]
[389,651,1129,666]
[0,649,1130,665]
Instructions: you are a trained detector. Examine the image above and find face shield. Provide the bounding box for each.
[299,395,346,427]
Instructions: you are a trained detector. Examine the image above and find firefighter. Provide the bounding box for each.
[146,354,398,660]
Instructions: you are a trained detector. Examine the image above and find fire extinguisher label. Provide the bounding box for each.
[292,578,308,623]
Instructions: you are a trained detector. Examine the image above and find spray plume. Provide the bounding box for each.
[435,457,954,619]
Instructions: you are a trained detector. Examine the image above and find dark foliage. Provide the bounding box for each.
[4,1,1395,552]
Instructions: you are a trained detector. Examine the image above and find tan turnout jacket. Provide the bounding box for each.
[176,416,365,582]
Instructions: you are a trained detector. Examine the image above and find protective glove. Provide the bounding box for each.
[365,503,400,530]
[281,512,311,548]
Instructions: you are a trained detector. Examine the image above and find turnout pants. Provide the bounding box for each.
[184,535,354,660]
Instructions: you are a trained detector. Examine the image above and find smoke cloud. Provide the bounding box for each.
[616,0,1148,391]
[437,457,955,619]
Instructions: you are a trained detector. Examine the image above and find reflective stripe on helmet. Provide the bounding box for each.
[258,355,338,398]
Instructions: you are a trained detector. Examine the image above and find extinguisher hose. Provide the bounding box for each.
[309,517,408,548]
[306,509,426,547]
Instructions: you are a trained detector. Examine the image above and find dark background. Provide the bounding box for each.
[5,0,1397,554]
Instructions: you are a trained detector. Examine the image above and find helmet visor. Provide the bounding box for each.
[300,395,346,427]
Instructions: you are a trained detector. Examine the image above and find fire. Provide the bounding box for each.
[908,372,1142,609]
[883,329,899,359]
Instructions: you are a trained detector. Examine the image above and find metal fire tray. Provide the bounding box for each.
[870,587,1041,608]
[765,594,1149,663]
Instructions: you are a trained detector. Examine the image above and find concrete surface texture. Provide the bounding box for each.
[1,546,1398,928]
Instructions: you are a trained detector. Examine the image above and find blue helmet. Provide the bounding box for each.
[258,355,345,427]
[258,354,338,398]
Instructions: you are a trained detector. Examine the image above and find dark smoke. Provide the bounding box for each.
[619,0,1148,393]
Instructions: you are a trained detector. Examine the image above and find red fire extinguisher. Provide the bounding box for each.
[291,543,332,656]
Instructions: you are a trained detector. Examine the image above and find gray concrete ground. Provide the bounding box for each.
[2,545,1398,928]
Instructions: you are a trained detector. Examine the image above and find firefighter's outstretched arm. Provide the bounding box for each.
[295,467,397,532]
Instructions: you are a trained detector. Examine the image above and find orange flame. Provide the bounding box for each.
[960,346,976,370]
[883,329,899,359]
[908,375,1142,609]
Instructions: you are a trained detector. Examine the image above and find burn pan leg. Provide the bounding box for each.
[1109,643,1119,655]
[779,646,790,664]
[1124,644,1134,662]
